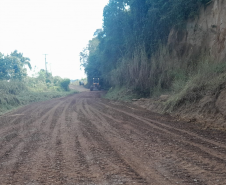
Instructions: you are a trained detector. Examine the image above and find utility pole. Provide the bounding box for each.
[43,54,48,75]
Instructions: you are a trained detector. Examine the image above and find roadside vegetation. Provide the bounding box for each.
[165,59,226,111]
[104,86,140,101]
[0,50,76,114]
[80,0,221,110]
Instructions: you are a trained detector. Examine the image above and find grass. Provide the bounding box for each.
[104,86,140,101]
[0,80,78,115]
[104,57,226,118]
[164,60,226,112]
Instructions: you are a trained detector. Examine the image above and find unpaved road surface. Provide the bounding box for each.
[69,85,89,92]
[0,91,226,185]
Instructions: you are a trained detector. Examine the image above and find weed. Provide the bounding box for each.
[105,86,139,101]
[0,80,78,115]
[165,60,226,112]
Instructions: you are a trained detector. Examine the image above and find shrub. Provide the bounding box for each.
[60,79,70,91]
[0,79,77,114]
[0,80,27,95]
[165,60,226,111]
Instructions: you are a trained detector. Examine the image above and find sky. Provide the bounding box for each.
[0,0,108,79]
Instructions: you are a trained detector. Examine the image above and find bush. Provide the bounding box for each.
[165,60,226,111]
[0,80,27,95]
[60,79,70,91]
[0,79,78,115]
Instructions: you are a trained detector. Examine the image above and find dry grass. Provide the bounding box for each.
[165,60,226,112]
[105,86,139,101]
[106,43,226,113]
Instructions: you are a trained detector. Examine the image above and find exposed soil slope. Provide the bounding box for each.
[0,90,226,184]
[168,0,226,63]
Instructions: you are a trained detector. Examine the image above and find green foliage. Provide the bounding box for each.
[0,81,27,113]
[80,36,102,86]
[0,80,27,95]
[0,50,31,80]
[10,50,32,69]
[165,59,226,111]
[0,80,77,114]
[60,79,70,91]
[0,50,77,114]
[105,86,139,101]
[26,69,70,92]
[53,76,62,86]
[81,0,211,93]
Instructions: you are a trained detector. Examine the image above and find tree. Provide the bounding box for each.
[80,36,102,86]
[60,79,70,91]
[10,50,32,70]
[0,51,32,80]
[81,0,211,92]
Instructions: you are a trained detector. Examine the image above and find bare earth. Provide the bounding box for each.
[0,89,226,185]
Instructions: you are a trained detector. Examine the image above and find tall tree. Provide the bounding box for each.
[0,51,31,80]
[81,0,211,91]
[10,50,32,70]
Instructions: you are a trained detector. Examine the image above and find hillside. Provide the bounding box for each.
[81,0,226,129]
[133,0,226,129]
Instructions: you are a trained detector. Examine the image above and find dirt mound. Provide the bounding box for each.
[134,88,226,130]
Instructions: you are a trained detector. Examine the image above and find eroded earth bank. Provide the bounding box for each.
[0,91,226,185]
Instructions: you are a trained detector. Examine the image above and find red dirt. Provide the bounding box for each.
[0,91,226,185]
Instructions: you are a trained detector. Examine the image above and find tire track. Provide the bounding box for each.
[86,104,203,184]
[1,91,226,184]
[96,101,226,160]
[102,99,226,147]
[77,109,148,184]
[90,100,226,184]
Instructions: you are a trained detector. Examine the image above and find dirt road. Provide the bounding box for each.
[0,90,226,185]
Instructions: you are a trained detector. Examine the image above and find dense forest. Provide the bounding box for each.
[81,0,211,97]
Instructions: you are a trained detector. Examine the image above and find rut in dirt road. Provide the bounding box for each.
[0,91,226,185]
